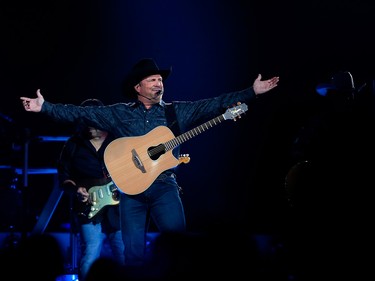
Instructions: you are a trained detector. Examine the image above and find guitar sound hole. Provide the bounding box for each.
[148,144,165,160]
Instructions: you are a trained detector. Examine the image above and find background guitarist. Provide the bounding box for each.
[21,58,279,270]
[57,99,124,281]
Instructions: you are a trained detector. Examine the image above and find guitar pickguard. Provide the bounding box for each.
[77,181,120,219]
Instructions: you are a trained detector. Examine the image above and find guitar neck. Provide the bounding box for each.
[164,114,226,152]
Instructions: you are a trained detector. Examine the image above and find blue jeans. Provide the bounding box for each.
[79,222,125,281]
[120,172,186,266]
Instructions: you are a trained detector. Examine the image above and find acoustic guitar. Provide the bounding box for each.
[104,103,248,195]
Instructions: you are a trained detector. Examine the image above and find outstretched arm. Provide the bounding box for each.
[253,74,279,95]
[20,89,45,112]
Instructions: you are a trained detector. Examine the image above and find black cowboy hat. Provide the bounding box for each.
[77,98,105,131]
[80,98,104,107]
[122,58,172,99]
[316,71,355,97]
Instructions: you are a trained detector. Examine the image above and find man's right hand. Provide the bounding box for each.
[20,89,45,112]
[77,187,90,203]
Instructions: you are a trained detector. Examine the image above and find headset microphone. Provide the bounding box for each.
[137,93,153,100]
[137,90,163,100]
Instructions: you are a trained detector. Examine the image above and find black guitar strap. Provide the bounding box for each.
[165,102,181,158]
[165,102,181,136]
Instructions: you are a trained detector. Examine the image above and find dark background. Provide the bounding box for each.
[1,0,374,234]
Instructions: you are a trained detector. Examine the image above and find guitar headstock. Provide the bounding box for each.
[178,154,190,164]
[223,102,248,121]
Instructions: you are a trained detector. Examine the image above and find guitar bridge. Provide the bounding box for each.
[131,149,146,173]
